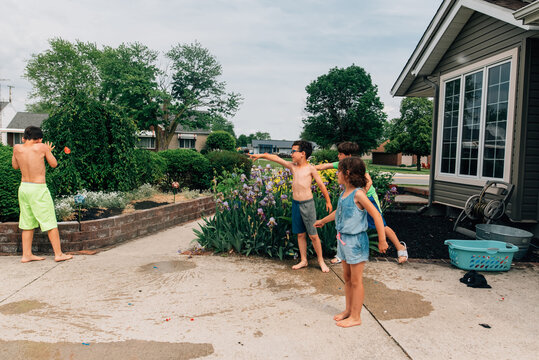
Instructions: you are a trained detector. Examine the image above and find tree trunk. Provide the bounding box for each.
[416,155,422,171]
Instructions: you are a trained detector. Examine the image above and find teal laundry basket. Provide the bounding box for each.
[444,240,518,271]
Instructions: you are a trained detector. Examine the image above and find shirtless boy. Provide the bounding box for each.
[251,140,332,272]
[12,126,73,263]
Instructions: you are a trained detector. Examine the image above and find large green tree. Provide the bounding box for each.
[385,97,433,171]
[25,38,241,151]
[301,65,386,153]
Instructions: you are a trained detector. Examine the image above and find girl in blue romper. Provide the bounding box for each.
[314,157,388,327]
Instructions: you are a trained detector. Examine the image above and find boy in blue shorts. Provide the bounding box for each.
[315,141,408,264]
[12,126,73,263]
[251,140,333,272]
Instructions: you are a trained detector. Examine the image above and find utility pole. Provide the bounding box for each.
[7,85,14,103]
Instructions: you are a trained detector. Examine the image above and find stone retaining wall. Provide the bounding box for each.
[0,196,215,254]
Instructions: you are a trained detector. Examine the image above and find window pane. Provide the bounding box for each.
[460,71,482,176]
[137,137,155,149]
[441,79,460,174]
[482,62,510,178]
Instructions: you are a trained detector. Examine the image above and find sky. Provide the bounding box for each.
[0,0,441,139]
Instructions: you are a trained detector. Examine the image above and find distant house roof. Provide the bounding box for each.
[371,140,390,153]
[391,0,539,97]
[174,124,210,135]
[0,101,9,111]
[6,112,48,131]
[251,140,295,147]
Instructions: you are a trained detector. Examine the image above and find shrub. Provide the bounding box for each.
[205,131,236,152]
[0,144,20,222]
[158,149,211,190]
[206,150,252,177]
[311,149,338,164]
[133,149,166,187]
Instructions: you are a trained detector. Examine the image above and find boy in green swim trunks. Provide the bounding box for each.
[251,140,333,272]
[12,126,73,263]
[315,142,408,264]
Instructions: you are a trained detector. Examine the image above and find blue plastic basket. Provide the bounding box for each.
[444,239,518,271]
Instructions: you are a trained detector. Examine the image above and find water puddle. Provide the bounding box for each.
[363,276,434,320]
[0,339,214,360]
[139,260,196,274]
[0,300,47,315]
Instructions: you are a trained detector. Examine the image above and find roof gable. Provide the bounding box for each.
[7,112,48,130]
[392,0,539,97]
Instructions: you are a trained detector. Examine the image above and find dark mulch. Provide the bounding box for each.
[134,201,169,210]
[383,212,539,263]
[77,208,123,221]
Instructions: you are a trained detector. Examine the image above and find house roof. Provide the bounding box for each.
[0,101,9,111]
[6,112,48,130]
[174,124,210,135]
[514,0,539,25]
[391,0,539,97]
[251,139,295,147]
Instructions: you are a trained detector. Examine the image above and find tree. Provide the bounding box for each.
[25,38,242,151]
[385,97,433,171]
[237,134,249,147]
[205,130,236,152]
[301,65,386,153]
[236,131,271,147]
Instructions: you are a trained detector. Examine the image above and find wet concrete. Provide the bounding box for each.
[0,300,47,315]
[0,340,214,360]
[139,260,196,274]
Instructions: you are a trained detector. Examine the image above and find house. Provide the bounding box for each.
[250,139,318,155]
[0,101,17,145]
[369,140,431,166]
[2,112,48,146]
[392,0,539,233]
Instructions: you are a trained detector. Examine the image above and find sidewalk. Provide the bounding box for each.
[1,220,538,359]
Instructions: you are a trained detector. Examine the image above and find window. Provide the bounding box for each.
[437,49,516,185]
[258,144,274,153]
[13,133,23,145]
[137,137,155,149]
[179,139,196,149]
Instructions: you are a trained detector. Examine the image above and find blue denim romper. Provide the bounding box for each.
[335,188,369,264]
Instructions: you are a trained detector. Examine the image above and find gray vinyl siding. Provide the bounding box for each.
[429,12,538,219]
[521,38,539,220]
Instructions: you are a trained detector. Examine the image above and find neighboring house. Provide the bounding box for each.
[138,125,210,152]
[392,0,539,229]
[251,140,295,154]
[3,112,48,146]
[0,101,17,145]
[370,140,431,166]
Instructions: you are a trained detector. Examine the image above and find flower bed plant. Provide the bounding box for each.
[195,163,396,259]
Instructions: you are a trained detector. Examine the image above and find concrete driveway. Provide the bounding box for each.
[0,220,537,359]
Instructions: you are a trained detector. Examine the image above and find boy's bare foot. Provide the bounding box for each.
[21,255,45,263]
[336,317,362,328]
[292,261,308,270]
[333,311,350,321]
[54,253,73,262]
[319,261,330,273]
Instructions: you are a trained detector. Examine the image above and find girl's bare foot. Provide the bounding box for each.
[319,261,330,273]
[336,317,362,328]
[333,311,350,321]
[21,255,45,263]
[54,253,73,262]
[292,261,308,270]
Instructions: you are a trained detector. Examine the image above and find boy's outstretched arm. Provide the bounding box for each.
[356,190,388,253]
[314,163,334,171]
[314,210,336,228]
[311,167,333,213]
[250,153,293,170]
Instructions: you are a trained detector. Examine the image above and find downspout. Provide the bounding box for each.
[421,76,439,209]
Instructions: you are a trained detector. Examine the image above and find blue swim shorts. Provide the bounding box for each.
[336,231,369,264]
[367,196,387,229]
[291,198,317,236]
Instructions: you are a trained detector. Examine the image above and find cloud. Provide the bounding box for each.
[0,0,440,139]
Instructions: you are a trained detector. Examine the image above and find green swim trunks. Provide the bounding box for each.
[18,182,57,232]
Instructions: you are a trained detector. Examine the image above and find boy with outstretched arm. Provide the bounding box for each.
[251,140,333,272]
[12,126,73,263]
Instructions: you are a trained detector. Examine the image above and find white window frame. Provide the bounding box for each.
[435,48,517,186]
[137,136,156,150]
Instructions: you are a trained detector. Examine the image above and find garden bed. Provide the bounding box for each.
[383,212,539,263]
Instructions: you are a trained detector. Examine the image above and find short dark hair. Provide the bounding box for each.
[338,156,367,188]
[337,141,359,156]
[292,140,313,158]
[23,126,43,140]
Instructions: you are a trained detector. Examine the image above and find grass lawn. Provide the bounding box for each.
[364,160,430,174]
